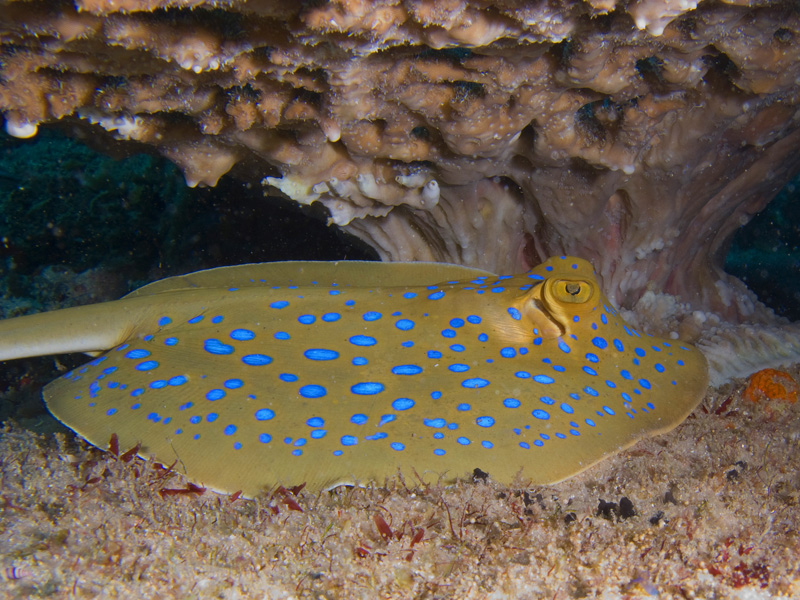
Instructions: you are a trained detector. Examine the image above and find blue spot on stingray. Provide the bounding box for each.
[207,413,218,422]
[311,430,327,439]
[395,319,415,331]
[431,391,442,399]
[341,436,358,446]
[350,335,377,346]
[558,339,571,353]
[125,349,150,359]
[390,442,405,451]
[503,398,521,408]
[131,388,144,397]
[403,292,417,299]
[620,369,633,380]
[427,350,442,359]
[351,382,384,395]
[457,403,471,411]
[136,360,159,371]
[603,406,615,415]
[481,441,494,449]
[298,314,316,324]
[304,348,340,361]
[428,291,445,300]
[164,337,178,346]
[655,363,665,373]
[539,396,555,405]
[143,335,154,342]
[392,364,422,375]
[447,423,459,430]
[224,378,243,389]
[605,380,617,388]
[532,409,550,420]
[242,354,272,366]
[190,416,201,424]
[378,414,396,427]
[158,316,172,326]
[500,347,516,358]
[204,339,234,355]
[635,348,646,357]
[467,315,482,324]
[441,329,456,338]
[106,408,117,416]
[462,378,489,388]
[352,357,368,366]
[103,366,118,375]
[457,437,471,445]
[450,318,465,328]
[224,425,237,436]
[230,329,255,341]
[622,392,632,402]
[515,371,531,379]
[270,301,289,309]
[279,373,298,382]
[365,433,388,441]
[350,414,368,425]
[255,409,275,421]
[424,418,446,428]
[585,352,599,363]
[206,389,225,401]
[449,364,470,372]
[478,333,488,342]
[188,315,204,324]
[300,385,327,398]
[307,417,325,427]
[211,316,224,324]
[592,337,608,349]
[434,449,445,456]
[507,307,521,320]
[392,398,415,410]
[322,312,341,322]
[560,403,574,414]
[613,339,625,352]
[584,386,599,396]
[582,366,597,376]
[363,311,382,321]
[449,344,465,352]
[259,433,272,443]
[168,375,187,386]
[274,332,290,340]
[476,416,495,427]
[639,378,652,389]
[533,374,555,384]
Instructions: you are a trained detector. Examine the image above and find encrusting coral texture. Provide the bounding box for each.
[1,0,800,382]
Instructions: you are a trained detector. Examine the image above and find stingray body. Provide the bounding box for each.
[0,257,708,496]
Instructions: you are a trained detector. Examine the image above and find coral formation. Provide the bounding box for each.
[1,0,800,379]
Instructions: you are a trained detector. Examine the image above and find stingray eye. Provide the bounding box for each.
[553,279,593,304]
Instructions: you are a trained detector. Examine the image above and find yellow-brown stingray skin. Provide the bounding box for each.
[44,257,708,496]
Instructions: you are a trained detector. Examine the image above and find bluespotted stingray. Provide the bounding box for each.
[0,256,708,496]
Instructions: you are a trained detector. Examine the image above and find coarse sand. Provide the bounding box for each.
[1,365,799,599]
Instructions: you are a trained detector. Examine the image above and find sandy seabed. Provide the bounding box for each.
[1,365,799,600]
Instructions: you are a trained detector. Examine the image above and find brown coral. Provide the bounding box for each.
[1,0,799,342]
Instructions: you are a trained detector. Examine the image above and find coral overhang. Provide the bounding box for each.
[1,0,800,380]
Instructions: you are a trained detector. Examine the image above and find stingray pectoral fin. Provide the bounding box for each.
[0,298,159,360]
